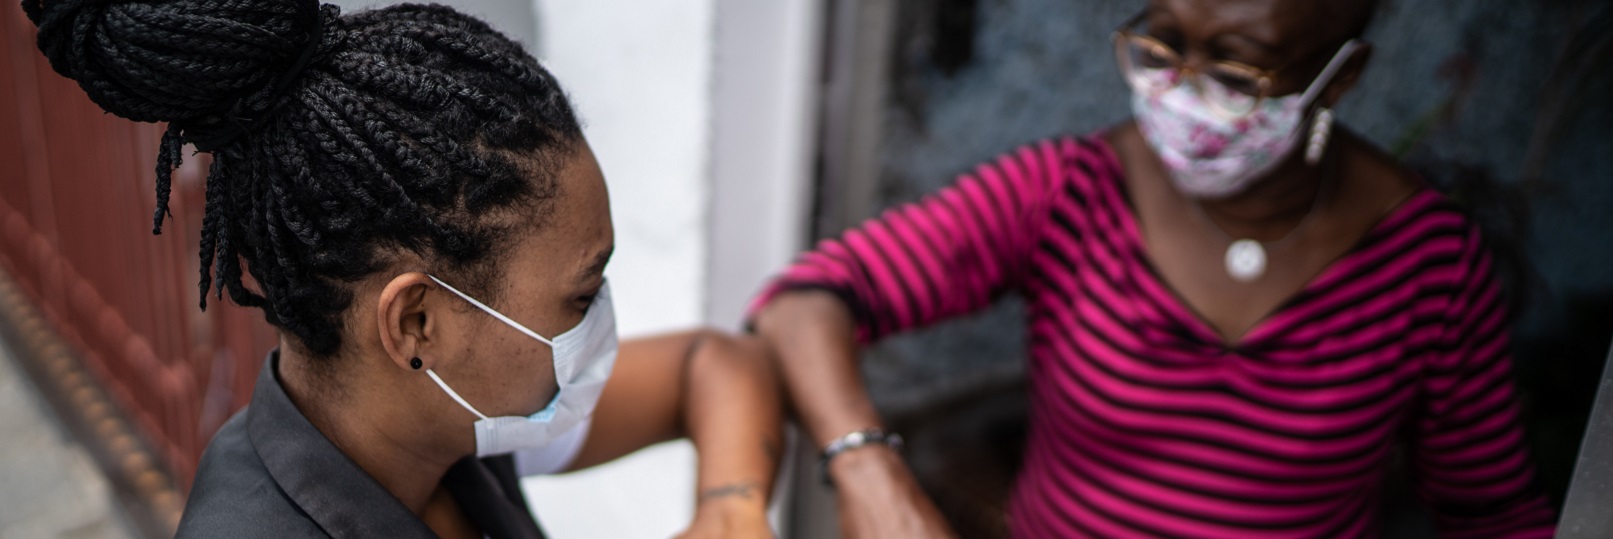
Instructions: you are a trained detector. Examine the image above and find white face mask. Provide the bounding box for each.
[423,275,619,458]
[1130,40,1361,198]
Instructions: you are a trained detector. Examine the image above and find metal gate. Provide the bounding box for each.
[0,0,279,516]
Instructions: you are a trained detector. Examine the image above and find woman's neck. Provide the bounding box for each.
[276,343,466,514]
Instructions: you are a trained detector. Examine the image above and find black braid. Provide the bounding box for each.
[153,127,183,233]
[23,1,582,357]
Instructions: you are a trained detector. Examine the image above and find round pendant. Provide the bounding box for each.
[1225,239,1266,283]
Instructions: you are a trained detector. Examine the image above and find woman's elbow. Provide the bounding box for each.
[688,330,783,400]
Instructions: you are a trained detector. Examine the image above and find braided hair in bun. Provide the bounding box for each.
[22,0,583,357]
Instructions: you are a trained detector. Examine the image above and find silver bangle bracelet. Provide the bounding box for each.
[819,428,905,486]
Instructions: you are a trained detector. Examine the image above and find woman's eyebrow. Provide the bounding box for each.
[578,246,614,282]
[1215,32,1281,56]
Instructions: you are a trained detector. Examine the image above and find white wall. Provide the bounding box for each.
[706,0,821,330]
[329,0,537,47]
[529,2,713,337]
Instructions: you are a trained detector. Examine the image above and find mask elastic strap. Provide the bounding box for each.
[426,368,490,420]
[427,275,556,347]
[1297,40,1363,105]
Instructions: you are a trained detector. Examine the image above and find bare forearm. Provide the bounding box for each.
[754,290,884,448]
[683,334,784,511]
[754,291,958,538]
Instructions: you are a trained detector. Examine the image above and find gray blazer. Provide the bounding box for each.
[177,351,548,538]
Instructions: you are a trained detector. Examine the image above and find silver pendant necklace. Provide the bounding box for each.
[1190,181,1329,283]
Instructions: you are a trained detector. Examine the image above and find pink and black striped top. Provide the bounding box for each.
[751,135,1556,537]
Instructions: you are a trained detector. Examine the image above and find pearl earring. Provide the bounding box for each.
[1305,107,1334,166]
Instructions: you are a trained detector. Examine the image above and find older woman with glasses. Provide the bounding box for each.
[749,0,1557,537]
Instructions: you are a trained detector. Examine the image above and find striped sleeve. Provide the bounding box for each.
[1413,228,1556,538]
[747,138,1073,342]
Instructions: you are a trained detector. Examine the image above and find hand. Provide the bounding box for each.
[830,445,958,539]
[674,484,774,539]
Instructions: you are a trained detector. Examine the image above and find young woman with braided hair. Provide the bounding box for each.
[22,1,781,537]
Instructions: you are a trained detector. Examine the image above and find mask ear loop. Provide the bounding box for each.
[426,368,490,421]
[1297,40,1364,106]
[426,275,558,347]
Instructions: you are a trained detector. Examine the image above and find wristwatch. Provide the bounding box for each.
[819,428,905,486]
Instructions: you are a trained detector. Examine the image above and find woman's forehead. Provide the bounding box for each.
[515,147,613,272]
[1148,0,1362,49]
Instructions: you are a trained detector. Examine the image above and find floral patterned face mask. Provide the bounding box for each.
[1130,41,1361,199]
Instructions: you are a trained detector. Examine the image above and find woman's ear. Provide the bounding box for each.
[1320,42,1373,108]
[377,272,436,371]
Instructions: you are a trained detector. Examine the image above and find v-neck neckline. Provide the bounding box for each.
[1086,135,1434,350]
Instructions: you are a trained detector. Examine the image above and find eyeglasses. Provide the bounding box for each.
[1112,11,1349,117]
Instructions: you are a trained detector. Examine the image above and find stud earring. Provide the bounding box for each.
[410,357,423,370]
[1305,107,1334,166]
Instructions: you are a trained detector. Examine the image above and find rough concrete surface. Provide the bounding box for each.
[0,341,132,539]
